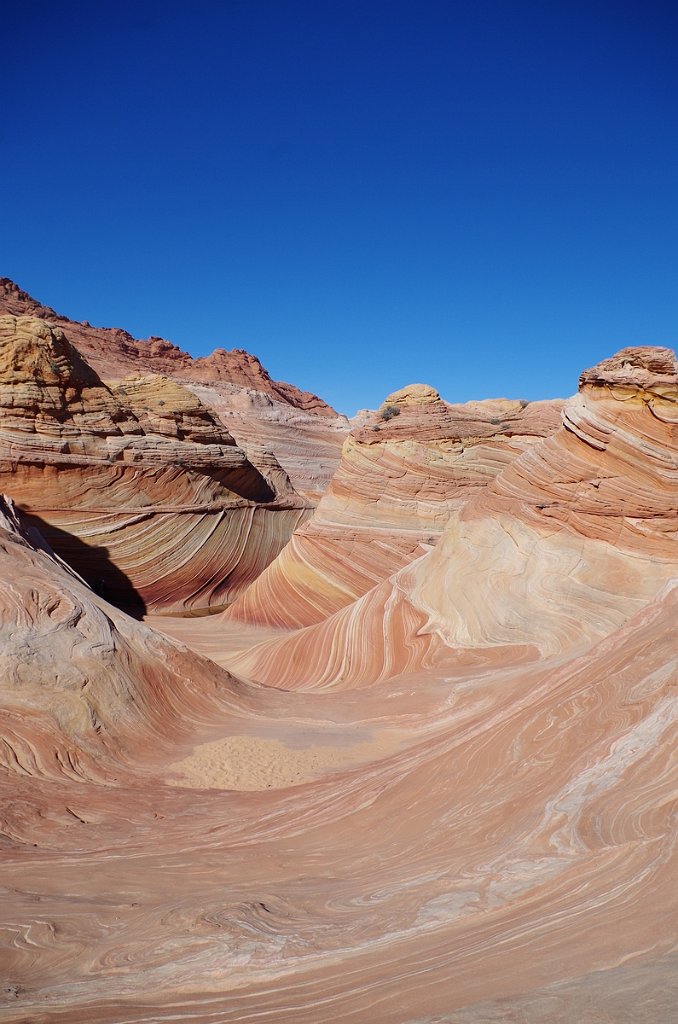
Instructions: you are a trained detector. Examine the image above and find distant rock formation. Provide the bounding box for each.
[0,277,338,416]
[183,379,349,503]
[0,277,350,501]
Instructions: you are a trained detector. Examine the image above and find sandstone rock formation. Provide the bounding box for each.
[0,494,233,764]
[0,278,349,500]
[185,379,350,502]
[2,336,677,1024]
[0,314,311,613]
[225,384,562,629]
[0,278,337,415]
[226,347,678,688]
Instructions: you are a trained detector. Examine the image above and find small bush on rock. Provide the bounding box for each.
[380,405,400,421]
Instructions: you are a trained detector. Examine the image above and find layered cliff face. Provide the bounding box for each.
[225,383,562,629]
[184,380,349,502]
[0,315,311,613]
[226,346,678,688]
[0,278,349,501]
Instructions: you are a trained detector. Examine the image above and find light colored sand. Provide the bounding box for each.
[168,732,397,790]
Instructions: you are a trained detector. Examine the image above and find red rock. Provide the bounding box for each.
[226,346,677,689]
[0,315,311,613]
[225,385,562,629]
[0,277,339,416]
[0,278,350,503]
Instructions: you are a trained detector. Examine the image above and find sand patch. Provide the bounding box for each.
[168,732,395,791]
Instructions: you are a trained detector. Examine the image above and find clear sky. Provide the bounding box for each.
[3,0,677,414]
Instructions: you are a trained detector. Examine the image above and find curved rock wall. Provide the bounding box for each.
[229,348,678,687]
[225,386,562,629]
[0,315,311,613]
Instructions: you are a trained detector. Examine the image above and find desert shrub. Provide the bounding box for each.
[380,405,400,421]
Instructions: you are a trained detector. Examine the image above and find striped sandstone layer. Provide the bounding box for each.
[224,385,562,629]
[0,277,349,503]
[185,380,349,502]
[0,315,311,613]
[3,484,678,1022]
[226,347,678,687]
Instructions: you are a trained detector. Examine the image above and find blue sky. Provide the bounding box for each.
[3,0,677,414]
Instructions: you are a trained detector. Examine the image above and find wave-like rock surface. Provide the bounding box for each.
[3,495,678,1021]
[225,384,562,629]
[0,315,311,613]
[2,345,677,1024]
[0,495,239,770]
[227,347,678,687]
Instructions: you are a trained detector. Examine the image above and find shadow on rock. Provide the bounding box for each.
[19,511,147,619]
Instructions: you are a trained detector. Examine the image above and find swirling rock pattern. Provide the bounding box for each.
[225,385,562,629]
[0,315,311,613]
[228,348,678,688]
[1,346,677,1024]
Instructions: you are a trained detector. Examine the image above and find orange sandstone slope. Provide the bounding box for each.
[0,314,311,613]
[0,277,349,500]
[227,346,678,689]
[225,383,562,629]
[0,494,243,774]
